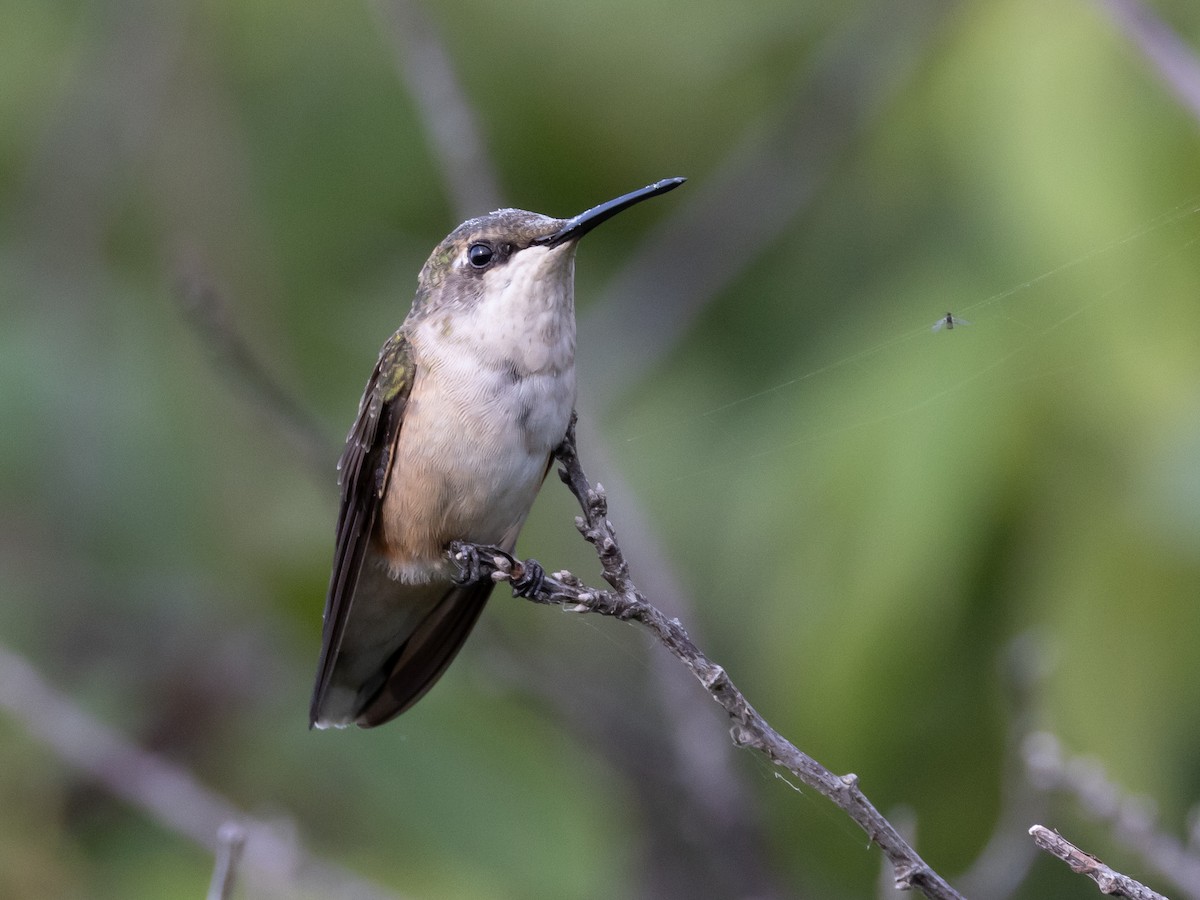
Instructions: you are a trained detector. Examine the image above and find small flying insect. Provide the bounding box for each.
[932,312,970,332]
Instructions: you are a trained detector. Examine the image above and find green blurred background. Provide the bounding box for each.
[2,0,1200,897]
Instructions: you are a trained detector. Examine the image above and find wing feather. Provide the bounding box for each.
[309,333,414,726]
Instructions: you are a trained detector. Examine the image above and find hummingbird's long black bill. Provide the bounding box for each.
[533,177,686,248]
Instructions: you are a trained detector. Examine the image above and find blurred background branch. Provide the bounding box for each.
[0,645,400,900]
[206,822,247,900]
[952,633,1053,900]
[1097,0,1200,125]
[175,257,338,475]
[368,0,503,216]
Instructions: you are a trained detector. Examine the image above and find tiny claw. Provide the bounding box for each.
[510,558,546,598]
[450,542,483,585]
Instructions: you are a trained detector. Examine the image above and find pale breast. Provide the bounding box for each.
[377,339,576,580]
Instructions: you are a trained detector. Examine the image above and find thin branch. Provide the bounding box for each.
[1024,732,1200,900]
[367,0,503,217]
[1097,0,1200,126]
[0,644,401,900]
[1029,825,1169,900]
[539,429,788,899]
[563,3,961,868]
[878,807,919,899]
[450,417,964,900]
[572,5,956,852]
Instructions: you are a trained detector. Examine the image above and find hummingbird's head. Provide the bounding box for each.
[408,178,685,320]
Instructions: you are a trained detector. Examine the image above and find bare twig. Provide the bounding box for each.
[0,645,400,900]
[450,417,964,900]
[207,822,247,900]
[878,807,919,899]
[571,6,956,859]
[368,0,503,217]
[559,4,959,877]
[1024,733,1200,900]
[553,430,760,841]
[1097,0,1200,125]
[1029,825,1170,900]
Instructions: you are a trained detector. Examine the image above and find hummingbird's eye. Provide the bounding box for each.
[467,243,494,268]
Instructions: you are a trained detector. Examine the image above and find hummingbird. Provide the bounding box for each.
[310,177,686,729]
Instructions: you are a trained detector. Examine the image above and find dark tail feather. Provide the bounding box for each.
[355,581,493,727]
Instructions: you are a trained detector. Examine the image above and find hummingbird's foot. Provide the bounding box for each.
[509,558,546,598]
[449,542,544,596]
[449,541,488,585]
